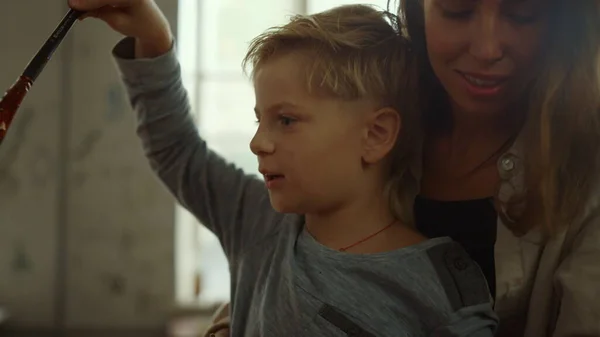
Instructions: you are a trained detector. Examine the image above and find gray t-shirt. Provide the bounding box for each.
[112,37,498,337]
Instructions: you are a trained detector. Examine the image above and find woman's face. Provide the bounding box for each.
[423,0,548,116]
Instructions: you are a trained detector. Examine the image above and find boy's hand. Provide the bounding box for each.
[68,0,173,58]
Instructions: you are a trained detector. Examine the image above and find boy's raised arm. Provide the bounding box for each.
[112,37,282,260]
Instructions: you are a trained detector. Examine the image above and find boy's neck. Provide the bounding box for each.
[305,187,424,253]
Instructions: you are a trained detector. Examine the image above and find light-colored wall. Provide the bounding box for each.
[0,0,178,332]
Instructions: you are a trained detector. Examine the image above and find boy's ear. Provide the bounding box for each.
[362,107,401,164]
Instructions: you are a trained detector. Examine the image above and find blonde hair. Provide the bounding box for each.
[242,4,421,226]
[398,0,600,236]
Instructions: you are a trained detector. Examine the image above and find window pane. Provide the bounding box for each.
[199,79,255,136]
[196,225,229,304]
[190,78,260,305]
[198,78,259,175]
[199,0,300,73]
[308,0,392,13]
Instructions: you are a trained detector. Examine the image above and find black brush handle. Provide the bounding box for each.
[22,9,84,81]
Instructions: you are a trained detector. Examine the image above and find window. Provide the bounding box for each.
[176,0,392,306]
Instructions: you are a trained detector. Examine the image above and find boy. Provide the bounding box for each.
[113,4,497,336]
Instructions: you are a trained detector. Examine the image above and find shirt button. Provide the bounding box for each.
[500,157,515,171]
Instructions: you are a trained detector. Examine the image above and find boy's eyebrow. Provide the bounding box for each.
[254,102,299,117]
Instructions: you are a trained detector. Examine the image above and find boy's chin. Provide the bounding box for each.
[268,196,304,214]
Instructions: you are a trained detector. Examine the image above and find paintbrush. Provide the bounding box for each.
[0,9,83,145]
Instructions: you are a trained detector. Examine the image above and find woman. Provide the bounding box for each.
[68,0,600,335]
[404,0,600,335]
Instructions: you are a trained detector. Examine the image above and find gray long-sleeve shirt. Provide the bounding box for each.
[112,37,498,337]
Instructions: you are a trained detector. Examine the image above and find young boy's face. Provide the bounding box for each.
[250,53,370,214]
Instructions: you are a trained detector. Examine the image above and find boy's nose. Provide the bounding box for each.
[250,129,275,156]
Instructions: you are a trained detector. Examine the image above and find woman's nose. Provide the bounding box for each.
[469,12,505,64]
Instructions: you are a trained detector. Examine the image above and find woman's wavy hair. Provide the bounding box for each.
[394,0,600,236]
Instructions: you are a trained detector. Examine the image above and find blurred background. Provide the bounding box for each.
[0,0,389,335]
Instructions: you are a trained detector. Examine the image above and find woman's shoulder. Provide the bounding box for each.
[565,156,600,237]
[540,164,600,336]
[506,135,600,236]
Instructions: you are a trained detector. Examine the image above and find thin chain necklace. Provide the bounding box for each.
[338,220,396,252]
[458,134,516,179]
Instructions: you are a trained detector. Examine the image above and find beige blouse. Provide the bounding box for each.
[488,138,600,337]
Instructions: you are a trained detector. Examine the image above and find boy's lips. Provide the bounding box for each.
[259,168,285,188]
[263,173,285,181]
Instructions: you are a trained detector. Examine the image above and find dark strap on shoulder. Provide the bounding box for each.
[427,241,492,311]
[318,304,376,337]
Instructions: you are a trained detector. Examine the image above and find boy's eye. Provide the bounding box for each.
[278,115,296,126]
